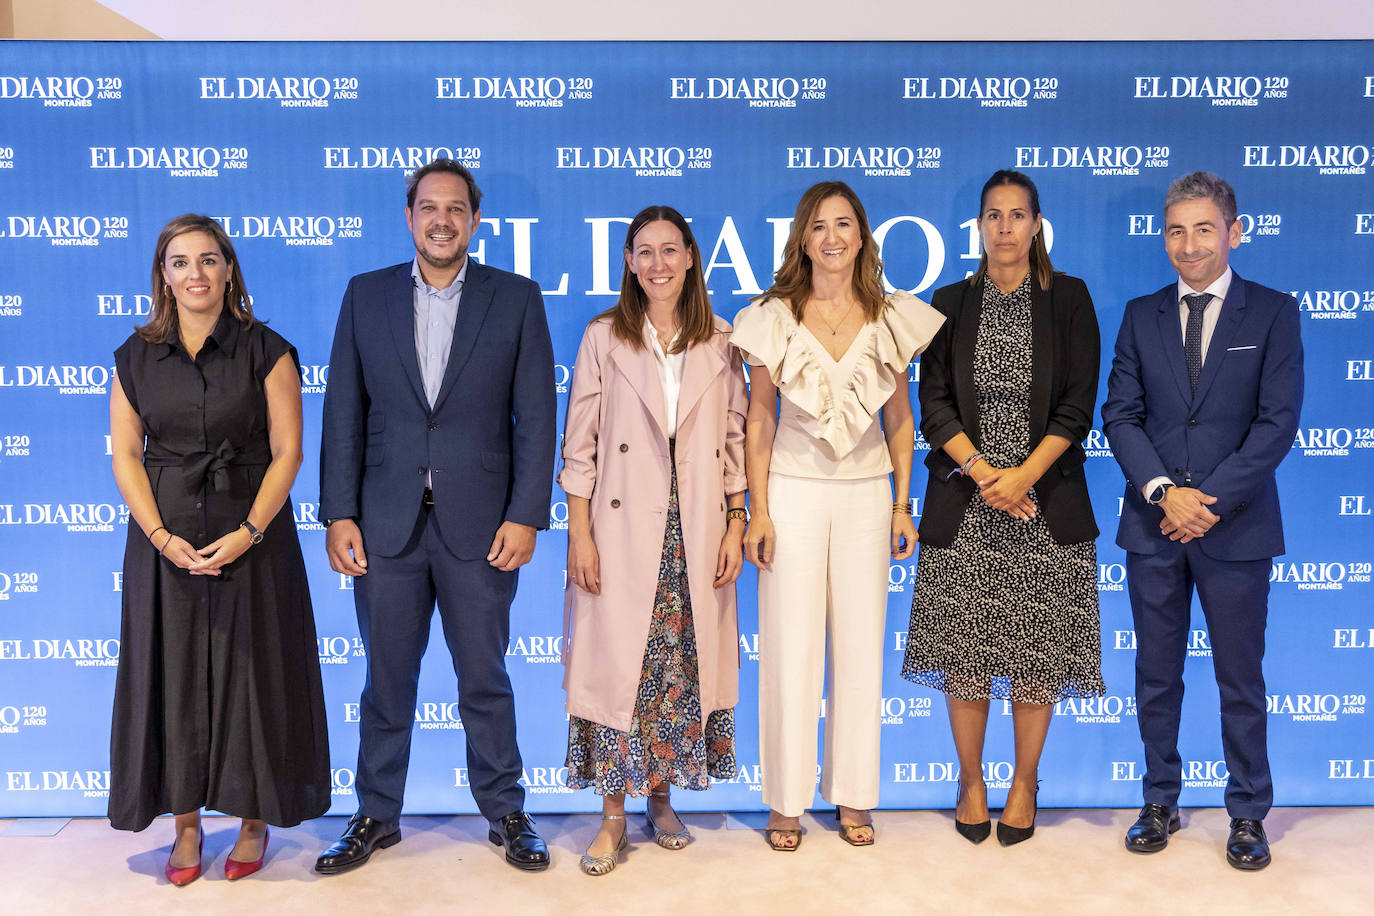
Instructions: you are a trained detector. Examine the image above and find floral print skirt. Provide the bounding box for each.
[566,461,736,797]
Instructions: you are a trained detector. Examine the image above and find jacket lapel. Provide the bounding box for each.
[386,263,428,408]
[953,279,983,446]
[608,339,669,441]
[1191,273,1248,406]
[675,336,727,436]
[1029,277,1053,443]
[431,259,495,413]
[1155,285,1192,405]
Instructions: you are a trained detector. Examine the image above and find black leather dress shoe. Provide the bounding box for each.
[1124,803,1180,854]
[488,811,550,871]
[1226,818,1271,871]
[315,815,402,875]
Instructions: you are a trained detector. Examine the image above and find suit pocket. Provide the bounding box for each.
[481,450,511,472]
[364,445,385,466]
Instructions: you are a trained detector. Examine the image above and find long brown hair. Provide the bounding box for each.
[759,181,887,323]
[138,214,253,343]
[971,169,1055,291]
[600,205,715,353]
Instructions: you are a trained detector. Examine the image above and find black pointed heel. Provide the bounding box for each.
[954,782,991,844]
[996,782,1039,847]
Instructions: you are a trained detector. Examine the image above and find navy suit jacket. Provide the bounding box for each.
[1102,272,1303,561]
[320,259,556,559]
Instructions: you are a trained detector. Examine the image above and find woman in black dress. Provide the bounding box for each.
[108,214,329,884]
[903,171,1104,846]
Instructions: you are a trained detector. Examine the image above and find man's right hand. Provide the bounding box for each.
[1159,487,1219,542]
[326,518,368,575]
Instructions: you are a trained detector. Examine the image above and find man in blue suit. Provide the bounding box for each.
[1103,172,1302,871]
[316,159,555,873]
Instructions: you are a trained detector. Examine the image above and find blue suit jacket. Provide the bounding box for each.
[1102,272,1303,560]
[320,259,556,559]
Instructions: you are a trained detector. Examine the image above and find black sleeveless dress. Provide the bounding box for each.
[108,309,329,831]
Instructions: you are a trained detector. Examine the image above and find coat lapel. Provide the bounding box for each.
[1191,273,1248,407]
[675,336,727,437]
[608,339,669,441]
[1155,285,1192,405]
[386,263,428,407]
[1029,278,1053,443]
[953,280,983,446]
[431,259,495,413]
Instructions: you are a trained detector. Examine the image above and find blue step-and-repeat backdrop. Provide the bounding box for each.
[0,40,1371,818]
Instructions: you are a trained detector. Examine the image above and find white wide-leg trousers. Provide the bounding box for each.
[758,472,891,817]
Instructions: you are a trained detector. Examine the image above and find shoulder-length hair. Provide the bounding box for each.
[600,205,715,353]
[138,214,253,343]
[759,181,887,323]
[971,169,1055,291]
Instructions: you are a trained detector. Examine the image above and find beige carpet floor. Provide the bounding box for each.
[3,807,1368,914]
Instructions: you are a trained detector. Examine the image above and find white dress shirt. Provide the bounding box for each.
[644,317,685,438]
[1141,266,1234,499]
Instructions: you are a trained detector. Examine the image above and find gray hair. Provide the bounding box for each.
[1164,171,1237,226]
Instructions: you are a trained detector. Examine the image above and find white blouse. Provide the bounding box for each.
[644,317,686,438]
[730,291,944,480]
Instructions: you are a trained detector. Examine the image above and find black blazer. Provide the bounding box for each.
[917,273,1100,547]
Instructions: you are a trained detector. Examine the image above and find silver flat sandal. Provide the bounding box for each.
[646,795,692,850]
[580,814,628,876]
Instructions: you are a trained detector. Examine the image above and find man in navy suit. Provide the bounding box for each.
[1103,172,1302,871]
[316,159,555,873]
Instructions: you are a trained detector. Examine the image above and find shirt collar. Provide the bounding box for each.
[642,314,680,357]
[412,256,468,301]
[158,305,241,360]
[1177,266,1233,306]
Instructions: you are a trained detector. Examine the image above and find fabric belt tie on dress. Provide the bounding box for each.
[144,439,272,494]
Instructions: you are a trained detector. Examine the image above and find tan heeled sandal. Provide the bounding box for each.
[835,808,875,846]
[580,815,628,876]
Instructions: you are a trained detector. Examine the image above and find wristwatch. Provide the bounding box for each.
[1147,483,1175,506]
[239,519,264,545]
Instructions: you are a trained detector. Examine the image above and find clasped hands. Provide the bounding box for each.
[159,526,254,576]
[1157,486,1219,542]
[975,463,1037,521]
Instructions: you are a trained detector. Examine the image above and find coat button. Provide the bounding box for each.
[1187,418,1198,427]
[428,421,439,431]
[419,466,428,475]
[610,499,621,508]
[715,449,720,458]
[619,443,628,452]
[1173,467,1183,475]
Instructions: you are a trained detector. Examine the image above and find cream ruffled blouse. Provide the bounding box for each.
[730,290,945,480]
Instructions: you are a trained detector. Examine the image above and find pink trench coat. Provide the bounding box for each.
[558,316,748,733]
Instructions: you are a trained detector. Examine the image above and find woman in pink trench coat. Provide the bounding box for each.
[558,206,748,876]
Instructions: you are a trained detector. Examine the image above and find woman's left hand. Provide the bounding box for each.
[191,525,254,573]
[891,513,917,560]
[714,525,745,587]
[978,465,1037,520]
